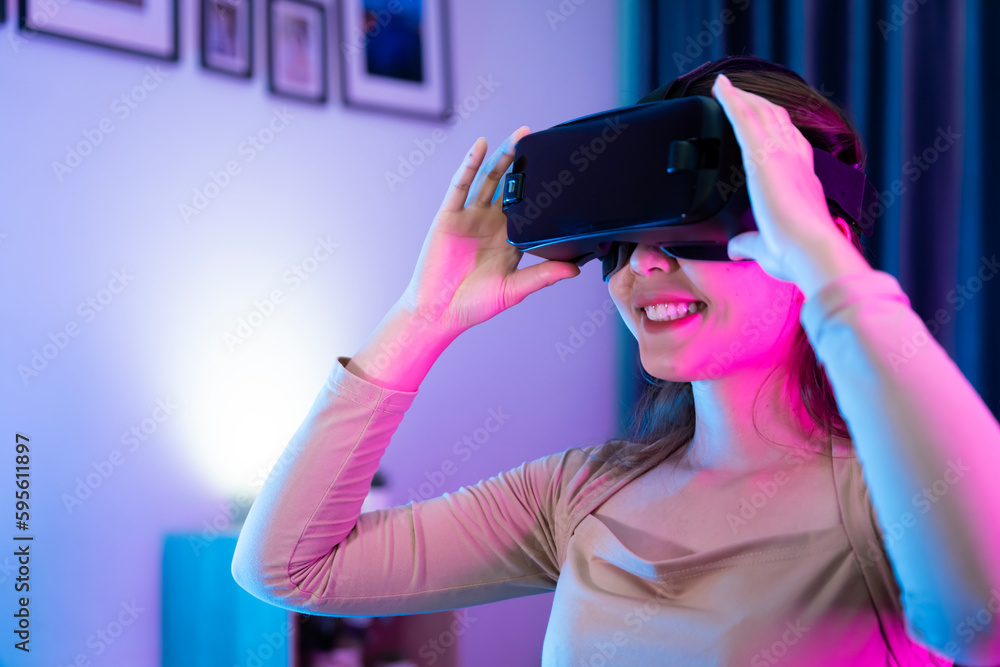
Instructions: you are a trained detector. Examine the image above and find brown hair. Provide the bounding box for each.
[590,55,872,472]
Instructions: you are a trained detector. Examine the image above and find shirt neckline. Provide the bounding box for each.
[573,513,849,582]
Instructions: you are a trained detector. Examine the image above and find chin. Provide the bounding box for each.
[639,361,694,383]
[641,348,736,383]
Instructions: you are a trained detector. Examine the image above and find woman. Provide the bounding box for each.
[232,56,1000,665]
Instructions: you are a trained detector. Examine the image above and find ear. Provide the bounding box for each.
[831,216,853,242]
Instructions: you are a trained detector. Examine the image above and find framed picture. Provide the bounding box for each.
[201,0,252,77]
[267,0,327,104]
[337,0,452,121]
[18,0,178,60]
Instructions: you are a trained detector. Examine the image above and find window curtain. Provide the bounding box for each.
[617,0,1000,430]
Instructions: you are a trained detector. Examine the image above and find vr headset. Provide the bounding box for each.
[501,94,877,282]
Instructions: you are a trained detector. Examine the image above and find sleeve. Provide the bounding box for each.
[850,472,955,667]
[231,356,568,617]
[799,269,1000,653]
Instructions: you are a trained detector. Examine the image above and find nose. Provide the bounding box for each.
[628,243,677,275]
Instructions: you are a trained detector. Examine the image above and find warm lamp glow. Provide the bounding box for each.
[178,335,321,499]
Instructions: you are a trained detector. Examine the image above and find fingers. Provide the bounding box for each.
[467,126,530,209]
[439,137,487,213]
[502,260,580,309]
[713,74,762,149]
[714,73,777,123]
[714,74,796,140]
[713,74,810,164]
[438,126,531,214]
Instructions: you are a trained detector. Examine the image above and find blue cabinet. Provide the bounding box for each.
[162,531,460,666]
[163,532,292,667]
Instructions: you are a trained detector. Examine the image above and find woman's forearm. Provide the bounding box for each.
[799,262,1000,663]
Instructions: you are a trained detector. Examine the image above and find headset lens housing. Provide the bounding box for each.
[601,241,740,281]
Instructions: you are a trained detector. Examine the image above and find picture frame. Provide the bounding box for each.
[337,0,452,122]
[18,0,178,60]
[267,0,327,104]
[201,0,253,77]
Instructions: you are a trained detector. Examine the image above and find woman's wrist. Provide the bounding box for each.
[345,302,457,393]
[789,230,874,302]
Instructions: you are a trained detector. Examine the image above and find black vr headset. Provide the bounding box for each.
[501,92,877,283]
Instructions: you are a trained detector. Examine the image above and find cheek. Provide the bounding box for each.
[608,278,636,333]
[719,289,798,355]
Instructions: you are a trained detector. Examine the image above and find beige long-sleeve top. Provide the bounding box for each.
[233,269,1000,665]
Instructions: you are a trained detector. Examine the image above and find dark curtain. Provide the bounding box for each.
[619,0,1000,430]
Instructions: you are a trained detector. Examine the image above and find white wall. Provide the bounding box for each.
[0,0,629,664]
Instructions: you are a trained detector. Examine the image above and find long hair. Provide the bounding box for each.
[590,55,873,472]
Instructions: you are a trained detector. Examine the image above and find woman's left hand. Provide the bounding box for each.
[711,73,861,291]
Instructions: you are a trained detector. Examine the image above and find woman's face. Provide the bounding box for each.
[607,243,803,382]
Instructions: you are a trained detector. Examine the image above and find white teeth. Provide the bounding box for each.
[643,301,704,322]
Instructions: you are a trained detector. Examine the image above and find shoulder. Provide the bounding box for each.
[519,441,640,504]
[513,441,649,559]
[458,441,638,516]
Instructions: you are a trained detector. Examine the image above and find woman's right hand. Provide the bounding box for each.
[397,126,582,340]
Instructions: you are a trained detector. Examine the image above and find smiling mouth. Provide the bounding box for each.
[639,301,707,322]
